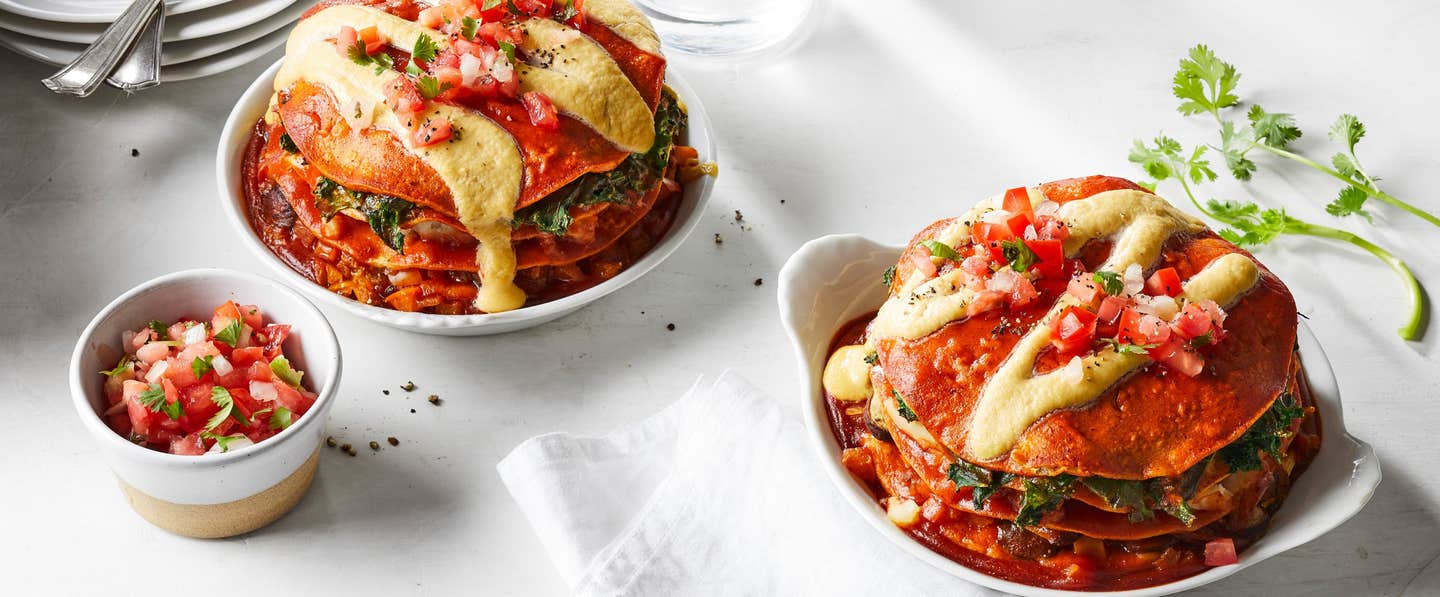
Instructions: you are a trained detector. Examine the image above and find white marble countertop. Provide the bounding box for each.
[3,1,1439,595]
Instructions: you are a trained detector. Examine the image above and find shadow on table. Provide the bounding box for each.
[1193,448,1440,595]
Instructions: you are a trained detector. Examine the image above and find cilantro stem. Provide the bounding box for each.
[1171,169,1426,340]
[1252,143,1440,229]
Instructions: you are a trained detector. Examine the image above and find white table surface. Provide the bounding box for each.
[3,1,1439,595]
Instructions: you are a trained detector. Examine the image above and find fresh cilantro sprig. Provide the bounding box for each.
[269,406,294,431]
[881,265,896,287]
[411,33,439,63]
[415,75,452,100]
[1092,271,1123,296]
[1129,136,1426,340]
[1172,44,1440,228]
[147,320,170,340]
[348,40,394,75]
[460,16,479,41]
[214,319,243,347]
[191,355,214,378]
[206,386,251,431]
[1101,338,1157,355]
[137,383,183,420]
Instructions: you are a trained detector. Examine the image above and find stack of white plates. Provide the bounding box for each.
[0,0,308,81]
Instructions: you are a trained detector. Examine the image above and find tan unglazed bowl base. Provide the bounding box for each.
[117,448,320,539]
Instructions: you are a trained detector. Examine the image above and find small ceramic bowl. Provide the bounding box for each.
[69,268,342,538]
[215,59,718,336]
[777,234,1382,597]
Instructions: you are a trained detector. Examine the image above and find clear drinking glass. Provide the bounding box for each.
[635,0,818,57]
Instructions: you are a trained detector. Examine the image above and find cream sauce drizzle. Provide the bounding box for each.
[583,0,662,55]
[516,17,653,152]
[275,5,653,312]
[821,345,873,401]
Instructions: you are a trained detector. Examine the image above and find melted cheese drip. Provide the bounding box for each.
[583,0,662,55]
[821,345,873,401]
[275,5,655,312]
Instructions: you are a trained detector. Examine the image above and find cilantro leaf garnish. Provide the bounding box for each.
[415,75,452,100]
[863,351,879,365]
[269,406,294,431]
[891,389,918,422]
[202,432,249,453]
[461,16,479,40]
[279,133,299,154]
[147,320,170,341]
[918,239,961,261]
[1128,134,1425,340]
[1092,271,1123,296]
[137,383,182,420]
[411,33,439,63]
[498,40,517,63]
[1101,338,1157,355]
[881,265,896,287]
[269,356,304,389]
[214,319,243,347]
[1172,44,1239,117]
[101,355,134,378]
[191,355,214,378]
[481,0,502,9]
[206,386,251,431]
[553,0,578,22]
[999,239,1037,272]
[1190,330,1214,347]
[348,40,394,75]
[1326,186,1372,221]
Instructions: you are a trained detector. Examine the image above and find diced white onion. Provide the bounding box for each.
[182,324,208,346]
[987,267,1020,293]
[1061,356,1085,385]
[1023,225,1038,240]
[979,209,1011,224]
[886,498,921,527]
[489,55,514,83]
[1034,201,1060,217]
[1131,294,1180,320]
[144,359,169,383]
[249,380,279,402]
[236,324,254,349]
[211,354,234,377]
[1123,263,1144,296]
[460,53,483,88]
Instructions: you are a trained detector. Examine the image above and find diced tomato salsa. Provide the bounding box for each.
[99,301,317,456]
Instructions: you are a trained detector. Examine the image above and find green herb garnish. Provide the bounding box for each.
[498,40,517,63]
[279,133,299,154]
[347,40,394,75]
[269,406,294,431]
[1082,477,1155,523]
[946,461,1005,509]
[863,351,878,365]
[147,320,170,340]
[415,75,452,100]
[101,355,134,378]
[553,0,578,22]
[206,386,250,431]
[312,176,418,252]
[137,383,183,420]
[202,432,249,453]
[214,319,243,348]
[461,16,479,40]
[191,355,214,378]
[1092,271,1123,296]
[891,390,918,422]
[1000,239,1037,273]
[1013,474,1076,528]
[918,239,961,261]
[411,33,439,63]
[270,356,304,389]
[881,265,896,287]
[1129,135,1424,340]
[1100,338,1158,355]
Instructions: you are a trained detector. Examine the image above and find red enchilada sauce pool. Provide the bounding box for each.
[822,311,1321,591]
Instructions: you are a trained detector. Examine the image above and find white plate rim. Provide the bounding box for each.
[215,58,719,335]
[0,0,298,41]
[776,233,1383,597]
[0,23,285,80]
[0,4,298,67]
[0,0,233,24]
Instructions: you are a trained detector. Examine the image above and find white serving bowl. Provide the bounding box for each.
[216,59,717,336]
[777,234,1382,597]
[69,268,342,538]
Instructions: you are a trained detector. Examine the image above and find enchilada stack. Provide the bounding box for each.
[241,0,699,314]
[822,176,1321,590]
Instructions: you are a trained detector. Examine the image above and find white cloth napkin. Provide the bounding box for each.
[497,372,999,596]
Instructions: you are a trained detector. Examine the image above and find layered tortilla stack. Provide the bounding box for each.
[242,0,701,314]
[823,176,1321,590]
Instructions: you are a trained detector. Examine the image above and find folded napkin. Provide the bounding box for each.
[497,372,998,596]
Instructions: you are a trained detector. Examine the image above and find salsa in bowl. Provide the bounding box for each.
[70,268,341,538]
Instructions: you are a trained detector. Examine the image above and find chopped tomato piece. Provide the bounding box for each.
[960,253,991,276]
[521,91,561,131]
[414,117,454,147]
[385,77,426,118]
[1010,276,1039,307]
[967,290,1008,317]
[909,249,938,279]
[259,324,290,360]
[1119,308,1171,345]
[418,6,445,28]
[1096,295,1128,324]
[478,21,523,46]
[1066,276,1103,306]
[1025,239,1065,278]
[1146,267,1184,297]
[972,221,1014,245]
[1034,215,1069,241]
[335,25,358,54]
[231,347,266,367]
[170,432,206,456]
[1204,538,1239,566]
[1172,303,1213,339]
[1151,337,1205,377]
[1005,213,1032,237]
[357,25,381,45]
[510,0,552,16]
[1002,186,1035,224]
[1049,306,1098,354]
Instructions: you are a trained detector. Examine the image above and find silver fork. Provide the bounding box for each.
[108,2,167,91]
[41,0,165,97]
